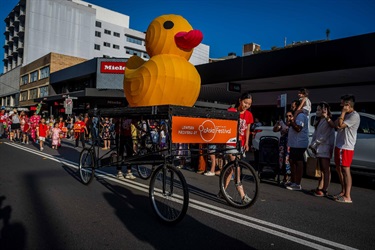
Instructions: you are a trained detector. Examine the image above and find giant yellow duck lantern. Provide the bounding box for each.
[124,14,203,107]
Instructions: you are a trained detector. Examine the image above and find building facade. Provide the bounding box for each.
[37,57,128,116]
[19,52,87,109]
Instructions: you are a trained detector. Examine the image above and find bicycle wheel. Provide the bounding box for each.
[149,164,189,225]
[219,160,259,209]
[79,148,95,185]
[136,164,155,180]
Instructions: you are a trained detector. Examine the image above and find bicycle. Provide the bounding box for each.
[78,108,189,224]
[218,149,259,209]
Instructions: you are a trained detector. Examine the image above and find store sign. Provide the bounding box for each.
[65,98,73,114]
[100,62,126,74]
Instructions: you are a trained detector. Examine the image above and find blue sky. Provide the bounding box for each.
[1,0,375,72]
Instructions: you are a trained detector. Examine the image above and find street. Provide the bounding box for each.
[1,139,375,250]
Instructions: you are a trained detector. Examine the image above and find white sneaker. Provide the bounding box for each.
[116,172,125,180]
[125,173,136,180]
[40,147,44,151]
[286,183,302,191]
[204,171,215,176]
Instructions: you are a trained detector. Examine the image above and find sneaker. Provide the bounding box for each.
[40,147,44,151]
[286,183,302,191]
[204,171,215,176]
[116,172,125,180]
[242,194,252,204]
[125,173,136,180]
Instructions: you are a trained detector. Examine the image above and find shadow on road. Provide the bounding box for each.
[97,179,255,249]
[0,196,27,250]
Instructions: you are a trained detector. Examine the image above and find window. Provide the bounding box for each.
[114,32,120,37]
[20,91,28,101]
[39,86,48,97]
[113,44,120,49]
[94,44,100,50]
[95,21,101,28]
[95,31,101,37]
[104,29,111,35]
[30,70,38,82]
[40,66,50,79]
[21,75,28,85]
[103,42,110,47]
[143,53,150,59]
[29,88,38,99]
[358,116,375,134]
[103,55,110,58]
[126,36,143,45]
[125,48,142,57]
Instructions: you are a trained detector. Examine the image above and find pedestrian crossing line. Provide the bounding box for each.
[5,142,358,250]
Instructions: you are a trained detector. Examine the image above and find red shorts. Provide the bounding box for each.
[334,147,354,167]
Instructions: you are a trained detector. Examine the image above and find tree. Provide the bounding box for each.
[326,29,331,40]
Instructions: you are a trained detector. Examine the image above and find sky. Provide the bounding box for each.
[1,0,375,73]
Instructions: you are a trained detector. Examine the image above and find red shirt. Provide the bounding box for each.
[74,121,86,133]
[228,108,253,147]
[23,122,30,133]
[38,123,49,137]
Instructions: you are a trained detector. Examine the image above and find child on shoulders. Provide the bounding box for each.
[294,88,311,118]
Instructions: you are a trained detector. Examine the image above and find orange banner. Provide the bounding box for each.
[171,116,238,143]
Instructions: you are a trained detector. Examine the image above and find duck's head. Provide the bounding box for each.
[145,14,203,60]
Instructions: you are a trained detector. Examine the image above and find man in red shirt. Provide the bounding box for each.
[74,116,88,148]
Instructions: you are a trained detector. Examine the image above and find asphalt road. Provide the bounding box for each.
[1,138,375,250]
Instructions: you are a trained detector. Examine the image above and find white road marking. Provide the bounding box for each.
[5,142,358,250]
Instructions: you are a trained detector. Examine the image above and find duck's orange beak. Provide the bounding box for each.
[175,30,203,50]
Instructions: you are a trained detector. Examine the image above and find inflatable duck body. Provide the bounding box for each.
[124,14,203,107]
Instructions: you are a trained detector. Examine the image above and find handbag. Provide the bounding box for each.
[306,156,321,178]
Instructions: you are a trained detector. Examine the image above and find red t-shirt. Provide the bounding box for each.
[74,121,86,133]
[228,107,254,147]
[23,122,30,133]
[38,123,49,137]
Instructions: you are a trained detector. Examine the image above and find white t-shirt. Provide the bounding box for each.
[299,97,311,115]
[335,111,360,150]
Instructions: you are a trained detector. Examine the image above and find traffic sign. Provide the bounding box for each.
[65,98,73,114]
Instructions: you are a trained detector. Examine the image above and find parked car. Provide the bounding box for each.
[307,111,375,177]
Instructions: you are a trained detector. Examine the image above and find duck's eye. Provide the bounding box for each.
[163,20,174,29]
